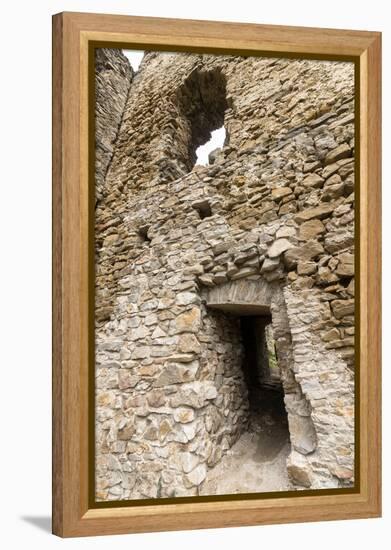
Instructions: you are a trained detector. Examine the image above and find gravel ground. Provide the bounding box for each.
[200,389,292,496]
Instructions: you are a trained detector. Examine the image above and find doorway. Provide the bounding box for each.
[239,315,290,457]
[200,308,292,495]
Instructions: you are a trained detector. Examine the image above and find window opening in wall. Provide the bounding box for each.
[195,126,226,166]
[177,68,229,171]
[138,224,151,243]
[192,199,212,220]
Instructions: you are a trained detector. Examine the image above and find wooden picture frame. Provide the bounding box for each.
[52,11,381,538]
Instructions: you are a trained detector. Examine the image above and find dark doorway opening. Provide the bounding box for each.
[201,310,292,495]
[240,316,282,404]
[239,315,290,458]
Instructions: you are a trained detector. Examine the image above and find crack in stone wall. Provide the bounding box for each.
[94,50,355,500]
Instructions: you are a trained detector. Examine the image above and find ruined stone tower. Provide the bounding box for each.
[95,48,355,501]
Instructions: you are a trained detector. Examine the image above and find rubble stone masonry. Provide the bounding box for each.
[94,49,355,500]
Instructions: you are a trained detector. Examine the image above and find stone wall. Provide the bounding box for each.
[95,49,133,203]
[95,50,355,500]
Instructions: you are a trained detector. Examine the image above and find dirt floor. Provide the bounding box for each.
[200,389,292,496]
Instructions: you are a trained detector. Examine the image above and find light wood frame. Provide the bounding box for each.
[52,11,382,538]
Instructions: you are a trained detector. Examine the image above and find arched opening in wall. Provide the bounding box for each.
[177,68,229,171]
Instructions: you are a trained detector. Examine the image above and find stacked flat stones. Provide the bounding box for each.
[95,49,355,500]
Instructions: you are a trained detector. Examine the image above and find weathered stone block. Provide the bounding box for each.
[324,230,354,254]
[153,361,199,387]
[117,422,136,440]
[328,464,354,481]
[322,328,340,342]
[260,257,280,273]
[324,143,351,165]
[131,326,150,340]
[271,187,292,201]
[173,407,195,423]
[295,203,335,223]
[176,292,198,306]
[331,299,355,319]
[175,307,201,333]
[284,240,324,269]
[316,266,339,286]
[287,451,312,487]
[267,238,295,258]
[213,271,228,284]
[288,414,317,454]
[276,226,296,239]
[146,390,166,408]
[297,261,317,276]
[185,463,207,486]
[321,183,345,201]
[180,452,200,474]
[177,333,201,354]
[302,173,324,189]
[336,252,354,278]
[159,419,172,441]
[230,267,258,280]
[198,274,214,287]
[118,370,139,389]
[164,351,195,363]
